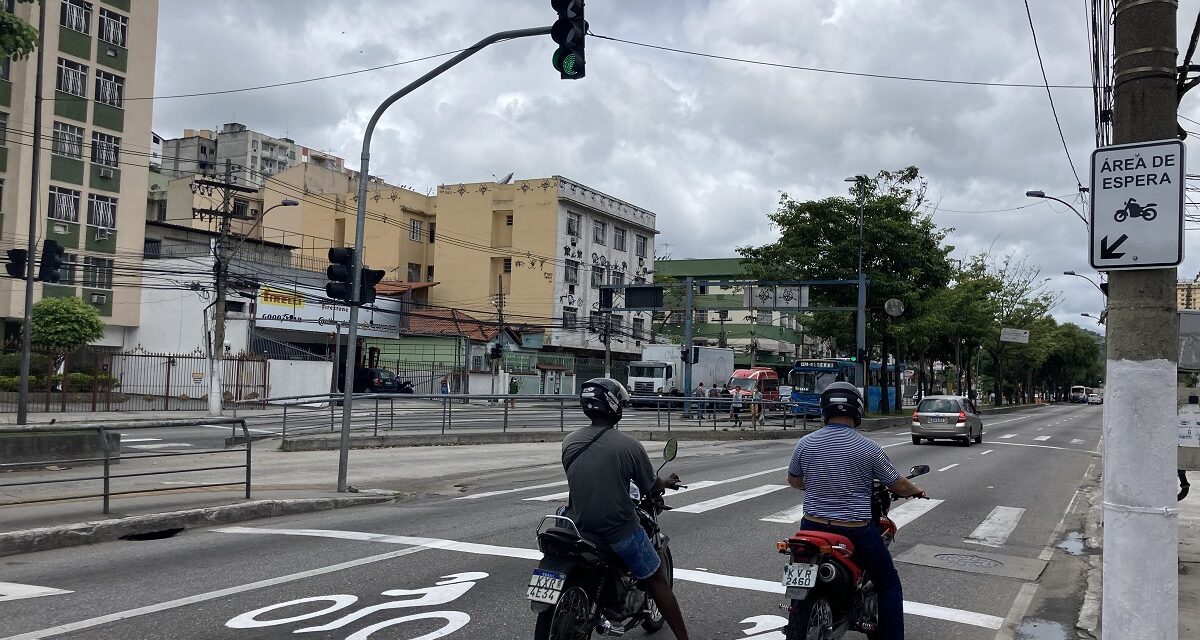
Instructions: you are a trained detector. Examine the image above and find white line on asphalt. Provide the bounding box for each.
[454,480,567,500]
[663,480,724,495]
[1070,439,1085,445]
[674,485,789,513]
[980,449,994,455]
[965,506,1025,547]
[888,498,945,529]
[994,582,1039,640]
[197,424,278,435]
[997,434,1017,439]
[937,464,959,472]
[760,503,807,524]
[0,545,429,640]
[1034,435,1052,442]
[212,527,1003,630]
[128,443,194,450]
[523,491,570,502]
[990,441,1096,453]
[118,438,159,443]
[0,582,73,602]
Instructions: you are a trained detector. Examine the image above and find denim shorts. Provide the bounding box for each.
[609,528,661,580]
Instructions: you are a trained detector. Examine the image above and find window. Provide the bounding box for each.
[563,307,577,329]
[48,186,80,222]
[505,214,513,226]
[0,111,7,146]
[756,313,774,326]
[564,259,579,284]
[407,262,421,281]
[143,239,161,259]
[53,122,84,157]
[694,310,707,326]
[232,199,249,219]
[635,234,647,258]
[250,156,257,168]
[428,222,436,243]
[611,270,624,286]
[86,194,116,228]
[95,70,124,107]
[251,140,258,151]
[56,59,87,97]
[82,256,113,288]
[503,257,512,273]
[60,0,91,34]
[154,199,166,221]
[633,317,645,341]
[591,265,604,288]
[98,8,127,48]
[567,212,580,237]
[471,355,485,371]
[61,253,77,284]
[592,220,607,245]
[613,227,626,251]
[90,131,120,167]
[0,177,5,212]
[409,219,423,242]
[426,265,434,282]
[0,57,9,81]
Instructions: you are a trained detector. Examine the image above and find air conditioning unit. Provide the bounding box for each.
[570,237,577,247]
[98,168,114,179]
[95,227,111,240]
[105,46,118,58]
[89,293,107,305]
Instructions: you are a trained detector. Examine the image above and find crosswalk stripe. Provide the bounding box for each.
[965,506,1025,547]
[980,449,994,455]
[888,499,945,528]
[674,485,789,514]
[938,463,959,472]
[760,503,807,524]
[129,443,194,450]
[1034,435,1052,441]
[455,480,567,500]
[523,490,570,502]
[998,434,1017,439]
[120,438,160,443]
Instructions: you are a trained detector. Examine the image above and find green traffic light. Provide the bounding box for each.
[553,48,581,77]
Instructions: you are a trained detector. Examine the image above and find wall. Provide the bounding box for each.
[128,256,215,354]
[267,359,333,399]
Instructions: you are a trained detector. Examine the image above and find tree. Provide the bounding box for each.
[30,297,105,358]
[1,1,39,61]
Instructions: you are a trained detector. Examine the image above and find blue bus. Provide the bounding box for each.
[788,358,899,415]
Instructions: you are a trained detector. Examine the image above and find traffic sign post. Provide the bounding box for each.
[1089,139,1185,270]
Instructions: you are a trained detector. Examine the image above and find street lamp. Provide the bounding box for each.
[228,199,300,260]
[846,174,869,393]
[1026,190,1089,228]
[1082,312,1106,325]
[1063,270,1106,295]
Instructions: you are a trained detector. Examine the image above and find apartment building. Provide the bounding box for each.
[1179,281,1200,311]
[0,0,158,346]
[433,176,657,357]
[161,123,348,188]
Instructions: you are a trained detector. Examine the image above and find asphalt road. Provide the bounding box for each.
[1,404,1100,640]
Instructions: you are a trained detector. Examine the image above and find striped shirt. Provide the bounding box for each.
[788,423,901,522]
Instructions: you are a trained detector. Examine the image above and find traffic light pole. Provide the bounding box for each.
[337,25,552,493]
[16,0,47,425]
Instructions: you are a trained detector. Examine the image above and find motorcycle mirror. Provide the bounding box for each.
[663,438,678,463]
[909,465,930,477]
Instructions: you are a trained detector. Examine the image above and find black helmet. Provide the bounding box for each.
[580,377,630,424]
[820,381,864,427]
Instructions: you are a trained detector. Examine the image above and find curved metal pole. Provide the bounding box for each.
[1040,194,1089,228]
[337,26,552,492]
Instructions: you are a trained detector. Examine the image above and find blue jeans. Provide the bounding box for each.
[799,519,903,640]
[608,528,661,580]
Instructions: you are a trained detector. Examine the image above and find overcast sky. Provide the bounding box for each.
[152,1,1200,330]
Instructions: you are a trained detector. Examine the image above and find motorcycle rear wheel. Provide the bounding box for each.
[1143,207,1158,221]
[786,595,835,640]
[534,585,593,640]
[641,545,673,632]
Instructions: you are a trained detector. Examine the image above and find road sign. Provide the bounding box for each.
[1089,139,1185,270]
[1000,328,1030,344]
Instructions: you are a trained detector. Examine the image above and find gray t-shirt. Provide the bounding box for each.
[561,425,656,545]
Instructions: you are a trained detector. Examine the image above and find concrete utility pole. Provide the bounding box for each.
[682,277,695,395]
[497,273,506,384]
[207,160,237,416]
[1102,1,1179,637]
[849,175,869,395]
[16,0,47,425]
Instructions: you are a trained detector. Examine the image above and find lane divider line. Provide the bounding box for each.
[938,463,959,472]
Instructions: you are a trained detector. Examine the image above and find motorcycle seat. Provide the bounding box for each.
[790,530,855,554]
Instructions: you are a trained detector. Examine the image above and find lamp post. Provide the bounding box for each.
[1063,270,1106,295]
[1082,312,1105,325]
[1025,190,1088,228]
[846,175,869,394]
[227,199,299,260]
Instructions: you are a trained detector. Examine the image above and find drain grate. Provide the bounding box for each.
[933,553,1004,569]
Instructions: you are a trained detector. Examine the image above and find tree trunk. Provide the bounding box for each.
[965,346,975,401]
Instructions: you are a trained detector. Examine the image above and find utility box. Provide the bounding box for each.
[1180,397,1200,471]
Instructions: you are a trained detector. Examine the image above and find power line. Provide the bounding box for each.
[1023,0,1084,189]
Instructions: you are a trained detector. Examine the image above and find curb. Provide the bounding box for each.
[278,428,829,451]
[0,494,392,558]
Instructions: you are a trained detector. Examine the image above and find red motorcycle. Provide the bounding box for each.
[774,464,930,640]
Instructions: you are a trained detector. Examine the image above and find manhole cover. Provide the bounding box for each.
[933,553,1003,569]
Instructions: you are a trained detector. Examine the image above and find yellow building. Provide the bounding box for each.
[0,0,158,345]
[433,176,657,356]
[1179,281,1200,310]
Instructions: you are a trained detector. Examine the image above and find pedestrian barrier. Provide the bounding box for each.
[0,417,251,514]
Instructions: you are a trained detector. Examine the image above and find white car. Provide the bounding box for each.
[1087,394,1103,405]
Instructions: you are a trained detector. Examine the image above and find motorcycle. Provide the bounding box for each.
[1114,198,1158,222]
[529,438,682,639]
[775,464,931,640]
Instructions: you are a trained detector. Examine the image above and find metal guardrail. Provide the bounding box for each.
[0,418,251,514]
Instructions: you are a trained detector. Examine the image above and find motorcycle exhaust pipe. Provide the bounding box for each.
[818,563,838,582]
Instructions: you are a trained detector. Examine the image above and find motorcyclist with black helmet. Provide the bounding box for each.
[561,377,690,640]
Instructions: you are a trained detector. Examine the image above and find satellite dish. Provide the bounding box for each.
[885,298,905,317]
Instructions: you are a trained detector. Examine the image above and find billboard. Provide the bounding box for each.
[255,283,403,338]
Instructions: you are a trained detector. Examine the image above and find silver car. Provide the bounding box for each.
[911,395,984,446]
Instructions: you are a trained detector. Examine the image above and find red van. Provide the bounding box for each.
[727,367,781,402]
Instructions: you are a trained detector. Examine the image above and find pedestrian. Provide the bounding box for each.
[751,388,764,425]
[707,383,720,417]
[693,383,706,419]
[440,376,450,395]
[730,389,743,428]
[508,376,520,408]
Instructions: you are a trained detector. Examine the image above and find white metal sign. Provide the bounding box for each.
[255,283,404,338]
[743,285,809,309]
[1089,139,1185,270]
[1000,328,1030,344]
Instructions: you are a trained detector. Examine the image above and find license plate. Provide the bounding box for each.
[928,416,947,424]
[527,568,566,604]
[782,563,818,588]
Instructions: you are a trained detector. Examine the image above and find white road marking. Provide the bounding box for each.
[965,506,1025,547]
[998,434,1017,439]
[128,443,194,450]
[1070,438,1085,445]
[980,449,994,455]
[938,463,959,472]
[118,438,159,443]
[0,582,73,602]
[674,485,789,513]
[665,480,724,495]
[212,527,1004,630]
[888,499,945,528]
[1034,435,1052,442]
[991,441,1095,453]
[760,503,807,524]
[197,424,278,435]
[522,491,570,502]
[454,480,568,500]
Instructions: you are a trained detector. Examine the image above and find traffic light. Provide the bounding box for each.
[325,247,356,303]
[551,0,586,79]
[598,286,613,310]
[489,342,503,361]
[5,249,27,279]
[359,268,385,306]
[37,240,64,283]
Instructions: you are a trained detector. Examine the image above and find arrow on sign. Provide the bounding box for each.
[1101,234,1129,260]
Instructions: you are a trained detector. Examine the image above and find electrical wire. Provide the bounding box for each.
[1024,0,1084,190]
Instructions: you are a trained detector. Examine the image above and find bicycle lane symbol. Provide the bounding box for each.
[225,572,488,640]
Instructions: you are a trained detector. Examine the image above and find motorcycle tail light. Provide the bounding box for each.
[776,541,790,553]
